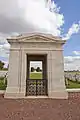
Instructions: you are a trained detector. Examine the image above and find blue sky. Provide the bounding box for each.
[53,0,80,56]
[0,0,80,70]
[53,0,80,70]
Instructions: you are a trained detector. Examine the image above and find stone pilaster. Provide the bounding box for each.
[4,49,21,98]
[20,50,27,96]
[49,50,68,99]
[47,51,52,96]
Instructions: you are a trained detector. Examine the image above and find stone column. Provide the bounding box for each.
[50,50,68,99]
[4,49,21,98]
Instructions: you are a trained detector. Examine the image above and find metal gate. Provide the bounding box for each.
[26,79,47,96]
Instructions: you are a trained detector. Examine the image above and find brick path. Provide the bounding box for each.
[0,93,80,120]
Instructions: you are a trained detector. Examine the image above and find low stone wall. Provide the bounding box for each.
[67,89,80,92]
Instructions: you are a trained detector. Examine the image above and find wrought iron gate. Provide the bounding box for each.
[26,79,47,96]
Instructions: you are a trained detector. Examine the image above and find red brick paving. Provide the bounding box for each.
[0,93,80,120]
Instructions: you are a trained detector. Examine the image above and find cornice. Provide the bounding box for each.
[7,33,66,45]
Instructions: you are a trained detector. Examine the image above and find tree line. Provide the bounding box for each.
[0,61,8,70]
[31,67,42,72]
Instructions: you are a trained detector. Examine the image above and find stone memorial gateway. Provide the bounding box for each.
[4,33,68,99]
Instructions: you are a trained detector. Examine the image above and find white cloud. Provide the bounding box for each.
[2,61,8,68]
[0,33,9,44]
[18,0,64,36]
[73,51,80,55]
[0,0,64,36]
[63,22,80,40]
[0,0,79,38]
[0,36,10,59]
[64,56,80,70]
[30,61,42,69]
[0,48,9,58]
[0,33,10,59]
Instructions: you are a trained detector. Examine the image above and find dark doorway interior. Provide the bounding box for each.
[26,54,48,96]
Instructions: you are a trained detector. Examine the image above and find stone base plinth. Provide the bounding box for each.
[4,87,25,99]
[4,93,25,99]
[48,90,68,99]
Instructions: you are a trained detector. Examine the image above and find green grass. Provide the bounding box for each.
[0,77,7,90]
[66,80,80,89]
[30,72,42,79]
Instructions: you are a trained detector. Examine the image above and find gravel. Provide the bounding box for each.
[0,93,80,120]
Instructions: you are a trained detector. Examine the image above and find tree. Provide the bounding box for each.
[0,61,5,70]
[36,67,41,72]
[31,67,35,72]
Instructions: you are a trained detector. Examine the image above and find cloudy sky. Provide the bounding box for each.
[0,0,80,70]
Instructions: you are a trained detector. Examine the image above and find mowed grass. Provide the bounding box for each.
[0,77,7,90]
[30,72,42,79]
[67,80,80,89]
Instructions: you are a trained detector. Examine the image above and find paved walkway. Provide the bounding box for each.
[0,93,80,120]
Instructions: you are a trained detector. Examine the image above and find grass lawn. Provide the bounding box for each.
[67,80,80,89]
[30,72,42,79]
[0,77,7,90]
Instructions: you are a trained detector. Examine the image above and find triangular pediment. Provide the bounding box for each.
[7,33,66,44]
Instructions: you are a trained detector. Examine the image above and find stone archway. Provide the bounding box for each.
[26,54,48,96]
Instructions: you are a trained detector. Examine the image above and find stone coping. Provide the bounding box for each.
[25,96,48,99]
[66,89,80,92]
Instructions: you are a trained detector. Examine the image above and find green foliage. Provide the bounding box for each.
[0,77,4,80]
[0,61,5,70]
[3,68,8,71]
[0,77,7,90]
[0,80,7,90]
[31,67,35,72]
[36,67,41,72]
[66,80,80,89]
